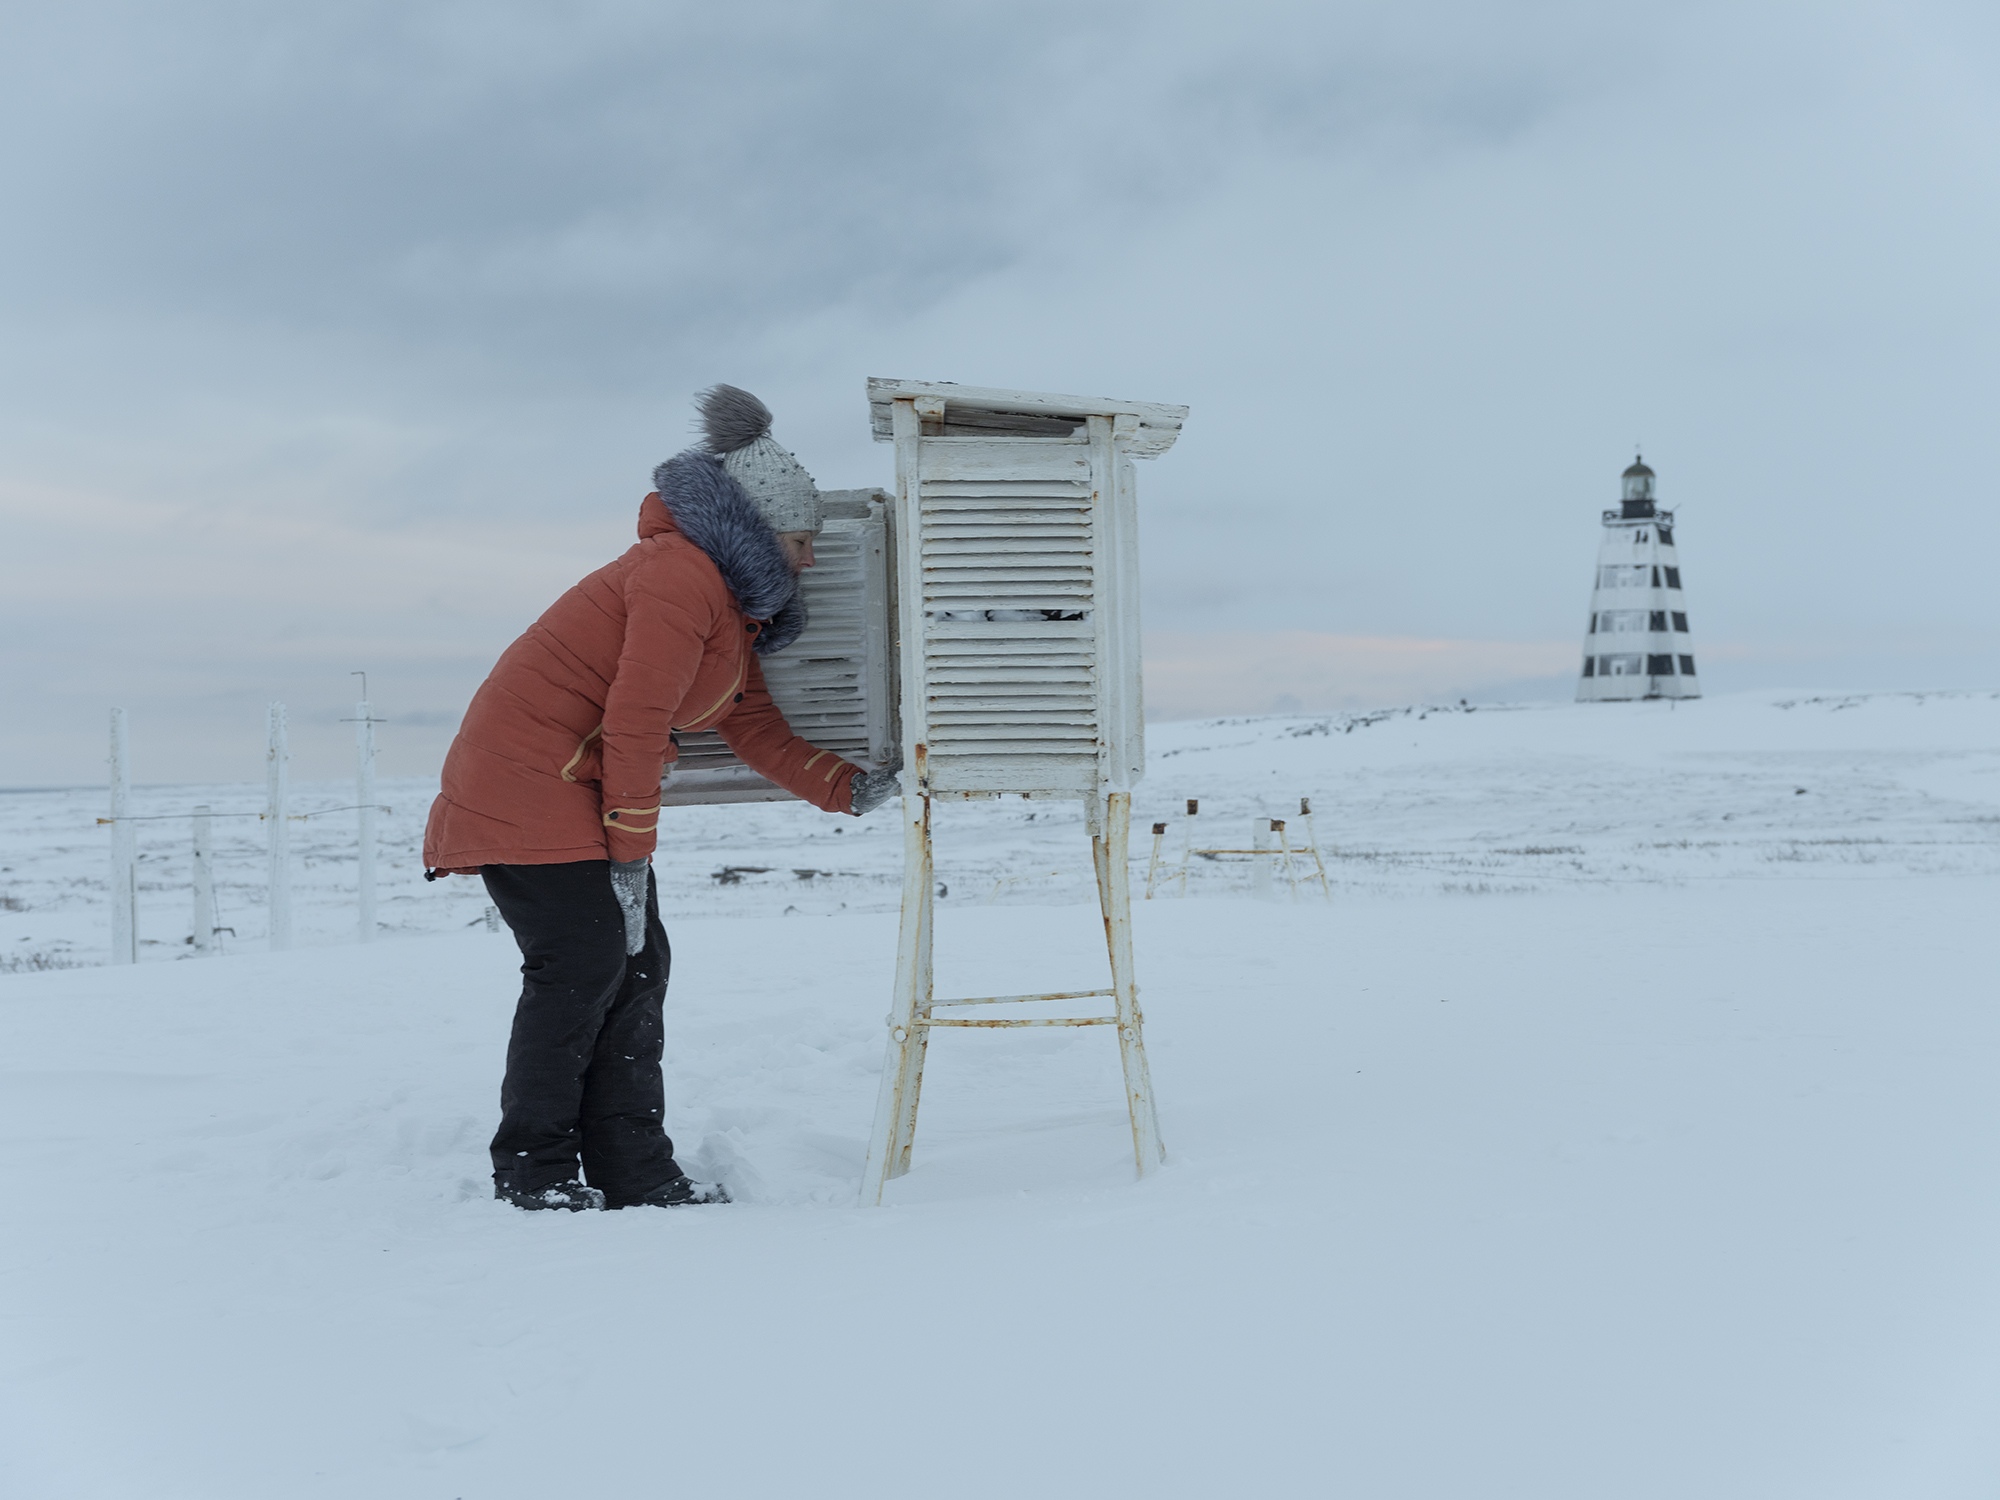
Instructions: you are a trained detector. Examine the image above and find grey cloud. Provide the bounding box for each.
[2,0,1623,381]
[4,0,2000,783]
[6,3,1048,365]
[1,0,1647,543]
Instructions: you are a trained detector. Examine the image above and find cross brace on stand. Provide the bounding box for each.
[861,790,1167,1204]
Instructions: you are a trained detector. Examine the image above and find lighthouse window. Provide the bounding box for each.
[1651,566,1662,586]
[1664,567,1682,589]
[1679,654,1697,675]
[1649,611,1668,631]
[1647,654,1677,675]
[1598,610,1647,633]
[1672,611,1689,632]
[1581,656,1595,677]
[1657,526,1674,545]
[1600,653,1643,676]
[1597,565,1649,590]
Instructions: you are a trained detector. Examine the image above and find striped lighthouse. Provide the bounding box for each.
[1577,456,1699,701]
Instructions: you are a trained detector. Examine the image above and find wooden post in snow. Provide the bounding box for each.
[1298,797,1332,899]
[266,702,292,952]
[1270,818,1298,899]
[1178,797,1197,896]
[191,805,215,956]
[108,707,137,965]
[354,693,377,943]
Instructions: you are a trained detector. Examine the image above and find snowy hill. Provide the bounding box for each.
[4,691,1999,1497]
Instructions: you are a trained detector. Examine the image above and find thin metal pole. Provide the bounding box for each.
[354,696,376,943]
[266,702,291,952]
[191,805,215,956]
[108,708,136,965]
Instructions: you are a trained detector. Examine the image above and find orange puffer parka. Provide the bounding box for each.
[423,491,857,873]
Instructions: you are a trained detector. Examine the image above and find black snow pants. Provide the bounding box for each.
[480,860,682,1206]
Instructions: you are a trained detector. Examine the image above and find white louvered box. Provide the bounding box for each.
[868,379,1188,799]
[658,487,900,806]
[861,379,1187,1200]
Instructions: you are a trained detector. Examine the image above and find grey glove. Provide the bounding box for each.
[848,755,903,817]
[608,858,649,956]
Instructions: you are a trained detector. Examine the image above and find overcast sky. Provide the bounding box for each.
[3,0,1997,784]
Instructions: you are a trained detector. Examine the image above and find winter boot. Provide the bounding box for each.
[607,1175,731,1209]
[496,1178,606,1212]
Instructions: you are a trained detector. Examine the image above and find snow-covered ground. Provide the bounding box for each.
[11,688,2000,970]
[4,690,2000,1497]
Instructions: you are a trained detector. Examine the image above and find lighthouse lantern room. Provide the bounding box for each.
[1577,456,1700,702]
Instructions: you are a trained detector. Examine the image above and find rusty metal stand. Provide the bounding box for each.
[861,790,1165,1203]
[1155,798,1332,901]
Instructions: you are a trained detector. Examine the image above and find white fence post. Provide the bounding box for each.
[191,805,215,956]
[266,702,292,951]
[355,696,377,943]
[108,707,137,965]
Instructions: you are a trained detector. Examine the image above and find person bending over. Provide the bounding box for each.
[423,385,900,1212]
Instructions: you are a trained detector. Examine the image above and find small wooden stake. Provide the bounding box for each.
[266,703,291,952]
[108,708,136,965]
[354,694,377,943]
[192,805,215,956]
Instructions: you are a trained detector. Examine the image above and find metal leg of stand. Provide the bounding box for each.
[863,790,1164,1201]
[1094,792,1165,1175]
[862,790,934,1203]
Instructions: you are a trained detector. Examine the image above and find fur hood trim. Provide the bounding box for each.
[651,449,805,656]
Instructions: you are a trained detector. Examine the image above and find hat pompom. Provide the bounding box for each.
[696,384,773,456]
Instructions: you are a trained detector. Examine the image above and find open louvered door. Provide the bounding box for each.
[658,488,898,806]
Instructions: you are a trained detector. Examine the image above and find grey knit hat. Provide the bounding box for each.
[696,384,823,535]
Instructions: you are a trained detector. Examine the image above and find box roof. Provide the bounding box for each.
[866,377,1187,458]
